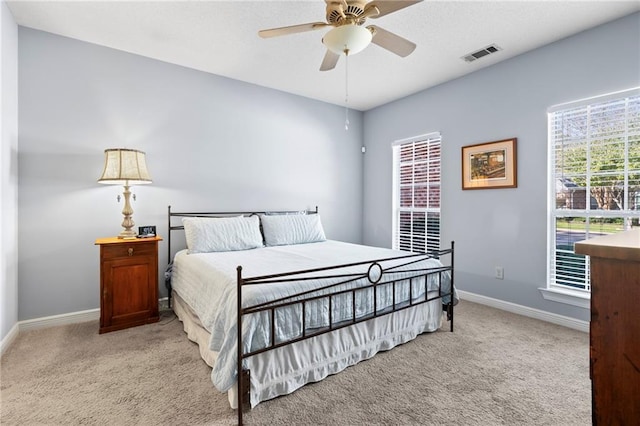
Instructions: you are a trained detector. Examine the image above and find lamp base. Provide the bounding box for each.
[118,184,136,239]
[118,230,137,239]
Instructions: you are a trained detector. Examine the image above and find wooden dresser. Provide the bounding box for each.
[95,236,162,334]
[575,229,640,425]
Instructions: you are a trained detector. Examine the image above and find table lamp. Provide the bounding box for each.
[97,148,152,239]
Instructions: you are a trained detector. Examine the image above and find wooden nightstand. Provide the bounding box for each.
[95,236,162,334]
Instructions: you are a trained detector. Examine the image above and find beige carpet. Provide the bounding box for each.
[0,301,590,425]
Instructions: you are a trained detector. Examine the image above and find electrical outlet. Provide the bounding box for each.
[495,266,504,280]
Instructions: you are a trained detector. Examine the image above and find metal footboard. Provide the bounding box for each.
[235,242,454,425]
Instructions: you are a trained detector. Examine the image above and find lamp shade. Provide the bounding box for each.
[98,148,152,185]
[322,25,372,55]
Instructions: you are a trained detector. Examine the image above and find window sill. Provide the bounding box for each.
[539,287,590,309]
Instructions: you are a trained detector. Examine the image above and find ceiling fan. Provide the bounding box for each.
[258,0,423,71]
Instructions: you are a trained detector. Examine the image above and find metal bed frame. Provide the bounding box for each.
[167,206,455,425]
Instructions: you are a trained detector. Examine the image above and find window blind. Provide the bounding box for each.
[392,134,441,253]
[549,88,640,292]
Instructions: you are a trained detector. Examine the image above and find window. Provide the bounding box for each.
[548,88,640,297]
[392,133,441,253]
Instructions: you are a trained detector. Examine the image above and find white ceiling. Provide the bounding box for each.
[7,0,640,111]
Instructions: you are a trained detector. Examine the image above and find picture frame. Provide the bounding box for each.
[138,225,156,238]
[461,138,517,190]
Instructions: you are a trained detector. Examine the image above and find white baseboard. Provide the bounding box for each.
[0,322,19,355]
[19,308,100,332]
[3,297,172,353]
[457,290,589,333]
[158,296,169,311]
[3,309,99,354]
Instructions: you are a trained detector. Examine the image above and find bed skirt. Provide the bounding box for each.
[173,290,443,409]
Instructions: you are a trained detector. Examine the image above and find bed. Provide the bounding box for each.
[166,206,456,425]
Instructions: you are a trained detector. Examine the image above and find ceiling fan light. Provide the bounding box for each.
[322,25,372,55]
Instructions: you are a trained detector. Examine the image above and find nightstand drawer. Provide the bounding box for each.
[101,242,156,259]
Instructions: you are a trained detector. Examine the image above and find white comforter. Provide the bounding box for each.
[171,240,454,393]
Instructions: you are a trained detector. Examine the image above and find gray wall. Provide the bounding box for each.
[18,28,364,321]
[1,1,19,343]
[362,13,640,322]
[14,12,640,325]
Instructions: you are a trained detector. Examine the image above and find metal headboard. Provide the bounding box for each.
[166,205,319,262]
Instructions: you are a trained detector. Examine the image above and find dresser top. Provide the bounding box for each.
[574,229,640,261]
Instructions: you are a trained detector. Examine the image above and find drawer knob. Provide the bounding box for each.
[128,248,134,256]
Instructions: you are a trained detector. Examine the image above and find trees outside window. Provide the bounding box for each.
[549,89,640,293]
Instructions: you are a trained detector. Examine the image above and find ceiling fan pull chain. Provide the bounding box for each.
[344,50,350,131]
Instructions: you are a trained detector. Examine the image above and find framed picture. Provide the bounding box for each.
[462,138,517,190]
[138,225,156,238]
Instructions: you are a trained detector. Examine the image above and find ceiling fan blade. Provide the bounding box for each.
[369,25,416,57]
[364,0,423,19]
[320,50,340,71]
[258,22,330,38]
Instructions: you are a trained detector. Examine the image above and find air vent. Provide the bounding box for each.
[462,44,502,63]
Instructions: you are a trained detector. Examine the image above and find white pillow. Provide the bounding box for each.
[182,216,263,253]
[261,214,326,246]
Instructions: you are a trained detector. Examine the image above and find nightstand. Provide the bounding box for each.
[95,236,162,334]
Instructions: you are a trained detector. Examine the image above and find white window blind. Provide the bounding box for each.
[549,88,640,293]
[392,133,441,253]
